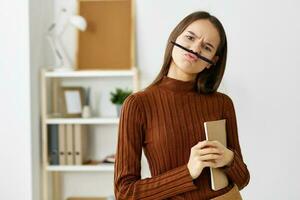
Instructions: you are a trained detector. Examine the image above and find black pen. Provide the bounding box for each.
[170,41,215,65]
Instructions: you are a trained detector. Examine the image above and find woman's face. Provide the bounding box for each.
[171,19,221,74]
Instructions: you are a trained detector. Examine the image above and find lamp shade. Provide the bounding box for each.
[69,15,87,31]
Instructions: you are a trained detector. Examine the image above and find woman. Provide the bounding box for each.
[114,11,250,200]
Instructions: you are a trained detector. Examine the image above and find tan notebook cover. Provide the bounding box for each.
[58,124,67,165]
[66,124,74,165]
[74,125,89,165]
[204,119,229,191]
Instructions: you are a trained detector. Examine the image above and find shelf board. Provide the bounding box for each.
[46,163,114,172]
[46,117,119,124]
[44,69,136,78]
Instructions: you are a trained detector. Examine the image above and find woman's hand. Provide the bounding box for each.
[199,140,234,168]
[187,140,234,180]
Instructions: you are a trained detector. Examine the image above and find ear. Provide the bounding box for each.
[206,55,219,69]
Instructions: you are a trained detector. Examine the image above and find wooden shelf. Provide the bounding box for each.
[44,69,136,78]
[46,163,114,172]
[46,117,119,124]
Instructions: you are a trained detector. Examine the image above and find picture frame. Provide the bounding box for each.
[61,87,85,118]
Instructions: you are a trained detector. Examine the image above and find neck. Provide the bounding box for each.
[157,75,196,93]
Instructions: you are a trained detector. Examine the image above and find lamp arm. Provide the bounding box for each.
[57,17,70,37]
[46,34,64,66]
[55,35,73,66]
[52,17,73,66]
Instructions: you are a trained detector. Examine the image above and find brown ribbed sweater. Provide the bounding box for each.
[114,75,250,200]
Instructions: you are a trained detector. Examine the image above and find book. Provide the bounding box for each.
[67,197,108,200]
[58,124,67,165]
[66,124,74,165]
[48,125,59,165]
[74,124,89,165]
[204,119,229,191]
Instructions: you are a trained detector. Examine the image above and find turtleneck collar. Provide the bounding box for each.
[158,75,196,93]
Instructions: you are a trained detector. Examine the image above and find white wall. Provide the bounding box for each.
[0,1,32,200]
[29,0,54,199]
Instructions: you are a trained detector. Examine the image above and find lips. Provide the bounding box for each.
[184,53,198,62]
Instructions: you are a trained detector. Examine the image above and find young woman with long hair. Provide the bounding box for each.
[114,11,250,200]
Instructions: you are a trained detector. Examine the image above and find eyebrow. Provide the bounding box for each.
[187,31,215,49]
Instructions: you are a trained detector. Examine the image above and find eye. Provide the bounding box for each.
[185,35,194,41]
[204,46,212,52]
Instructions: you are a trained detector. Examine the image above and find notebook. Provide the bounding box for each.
[204,119,229,191]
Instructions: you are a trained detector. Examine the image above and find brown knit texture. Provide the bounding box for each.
[114,75,250,200]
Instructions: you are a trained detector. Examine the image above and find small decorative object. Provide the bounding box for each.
[110,87,132,117]
[46,8,87,71]
[82,105,91,118]
[101,154,115,163]
[61,86,85,117]
[82,87,91,118]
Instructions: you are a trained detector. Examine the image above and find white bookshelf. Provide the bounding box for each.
[44,68,136,78]
[46,164,114,172]
[40,67,140,200]
[46,117,120,125]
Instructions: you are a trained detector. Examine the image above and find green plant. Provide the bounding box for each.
[110,87,132,105]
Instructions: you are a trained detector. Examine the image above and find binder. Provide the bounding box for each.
[204,119,229,191]
[48,125,59,165]
[66,124,74,165]
[58,124,67,165]
[74,124,89,165]
[67,197,107,200]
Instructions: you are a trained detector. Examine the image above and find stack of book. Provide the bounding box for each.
[48,124,89,165]
[67,196,115,200]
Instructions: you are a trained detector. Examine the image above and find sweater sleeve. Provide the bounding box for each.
[114,94,198,200]
[220,94,250,190]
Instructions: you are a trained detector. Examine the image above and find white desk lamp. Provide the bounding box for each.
[46,9,87,71]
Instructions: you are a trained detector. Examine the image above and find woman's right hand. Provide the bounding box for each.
[187,140,222,180]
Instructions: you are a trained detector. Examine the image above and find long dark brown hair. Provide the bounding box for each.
[145,11,227,94]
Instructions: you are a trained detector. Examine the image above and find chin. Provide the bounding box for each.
[176,61,202,74]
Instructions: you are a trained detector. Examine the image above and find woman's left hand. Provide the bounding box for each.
[199,140,234,168]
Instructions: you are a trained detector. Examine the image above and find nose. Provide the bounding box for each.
[191,41,204,55]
